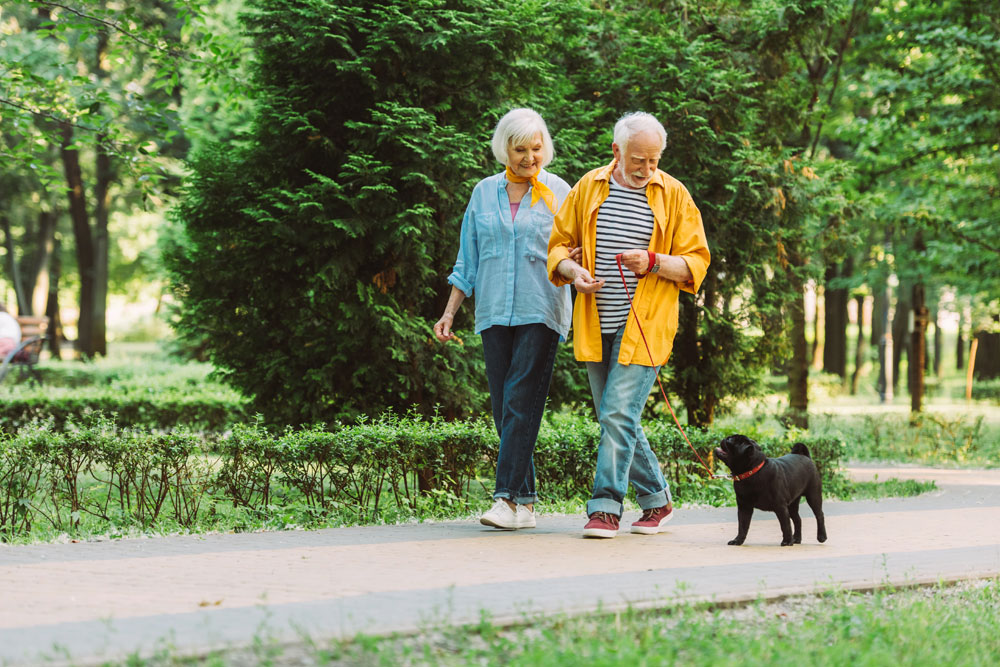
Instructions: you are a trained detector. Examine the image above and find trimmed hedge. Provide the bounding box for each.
[0,413,848,541]
[0,386,249,433]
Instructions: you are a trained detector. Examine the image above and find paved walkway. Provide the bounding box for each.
[1,465,999,665]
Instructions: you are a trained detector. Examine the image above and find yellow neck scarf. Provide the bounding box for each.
[505,166,557,214]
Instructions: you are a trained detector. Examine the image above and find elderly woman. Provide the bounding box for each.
[434,108,574,530]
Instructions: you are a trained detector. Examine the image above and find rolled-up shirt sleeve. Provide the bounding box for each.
[547,187,580,287]
[447,201,478,297]
[672,195,710,294]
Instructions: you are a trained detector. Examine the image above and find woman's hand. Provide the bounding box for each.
[433,312,462,344]
[434,285,466,344]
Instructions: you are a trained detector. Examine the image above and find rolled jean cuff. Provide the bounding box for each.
[636,489,670,510]
[494,491,538,505]
[586,498,623,517]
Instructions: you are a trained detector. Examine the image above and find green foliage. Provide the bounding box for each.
[166,0,564,424]
[971,379,1000,404]
[816,411,997,466]
[0,384,248,433]
[825,0,1000,320]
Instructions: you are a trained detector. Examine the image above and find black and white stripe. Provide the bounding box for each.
[594,181,655,334]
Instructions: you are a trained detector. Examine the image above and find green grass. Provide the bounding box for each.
[117,580,1000,665]
[845,478,937,500]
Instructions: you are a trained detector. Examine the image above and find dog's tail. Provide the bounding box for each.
[791,442,811,457]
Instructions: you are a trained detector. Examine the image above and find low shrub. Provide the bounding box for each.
[0,411,862,542]
[812,412,998,466]
[0,385,249,433]
[970,379,1000,403]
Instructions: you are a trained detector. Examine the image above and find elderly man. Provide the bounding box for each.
[547,112,710,538]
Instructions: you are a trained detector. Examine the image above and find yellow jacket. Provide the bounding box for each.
[547,161,711,366]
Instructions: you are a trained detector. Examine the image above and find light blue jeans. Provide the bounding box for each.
[585,325,671,517]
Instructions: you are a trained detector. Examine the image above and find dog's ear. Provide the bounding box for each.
[729,434,753,454]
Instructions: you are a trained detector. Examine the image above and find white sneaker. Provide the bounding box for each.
[480,499,518,530]
[515,504,536,529]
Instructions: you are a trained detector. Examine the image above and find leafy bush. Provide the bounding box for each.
[971,379,1000,403]
[1,353,249,433]
[812,412,998,466]
[0,410,922,542]
[164,0,556,424]
[0,386,248,433]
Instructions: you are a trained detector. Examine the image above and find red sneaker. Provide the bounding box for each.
[630,504,674,534]
[583,511,620,538]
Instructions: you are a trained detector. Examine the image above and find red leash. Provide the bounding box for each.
[614,253,717,478]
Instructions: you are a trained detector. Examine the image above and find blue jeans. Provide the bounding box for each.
[585,325,671,517]
[481,324,560,504]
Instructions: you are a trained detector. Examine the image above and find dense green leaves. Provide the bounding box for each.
[166,0,560,423]
[164,0,999,425]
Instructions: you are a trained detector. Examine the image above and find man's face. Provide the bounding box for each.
[612,130,662,189]
[506,132,544,179]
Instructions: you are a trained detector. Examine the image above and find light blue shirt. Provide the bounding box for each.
[448,169,572,338]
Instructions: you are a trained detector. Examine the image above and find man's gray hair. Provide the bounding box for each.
[491,108,555,167]
[613,112,667,154]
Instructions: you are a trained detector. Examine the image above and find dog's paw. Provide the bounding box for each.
[728,538,744,546]
[818,532,827,543]
[793,535,802,544]
[780,538,795,546]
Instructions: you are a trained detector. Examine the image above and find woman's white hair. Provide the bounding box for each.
[491,108,554,167]
[613,112,667,154]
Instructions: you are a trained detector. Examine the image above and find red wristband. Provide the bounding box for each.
[646,250,656,274]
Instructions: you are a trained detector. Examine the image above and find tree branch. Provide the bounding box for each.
[0,96,102,133]
[938,223,1000,257]
[0,97,128,156]
[866,139,997,179]
[809,0,868,159]
[31,0,191,61]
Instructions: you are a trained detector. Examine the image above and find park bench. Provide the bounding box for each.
[0,315,50,384]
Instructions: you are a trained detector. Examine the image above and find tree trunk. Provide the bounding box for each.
[956,306,965,370]
[28,209,56,317]
[932,303,941,377]
[823,259,850,378]
[850,294,867,394]
[891,280,911,394]
[787,282,809,429]
[910,282,928,413]
[810,283,823,369]
[60,123,96,357]
[45,235,63,359]
[92,25,111,356]
[0,215,29,314]
[871,279,886,347]
[973,315,1000,380]
[876,281,893,403]
[94,138,112,356]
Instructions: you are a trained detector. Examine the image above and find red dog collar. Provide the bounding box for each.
[733,460,765,482]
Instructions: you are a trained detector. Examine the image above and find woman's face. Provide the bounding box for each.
[506,133,544,178]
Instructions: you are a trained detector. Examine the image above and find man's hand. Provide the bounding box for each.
[619,248,651,275]
[574,270,605,293]
[556,257,604,293]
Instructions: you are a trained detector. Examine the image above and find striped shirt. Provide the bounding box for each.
[594,180,655,333]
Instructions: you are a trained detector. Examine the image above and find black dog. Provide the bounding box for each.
[714,435,827,547]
